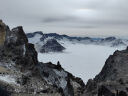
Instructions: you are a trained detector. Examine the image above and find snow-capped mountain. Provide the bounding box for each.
[26,31,128,53]
[27,32,65,53]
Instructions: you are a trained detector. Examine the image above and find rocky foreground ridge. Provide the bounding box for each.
[0,20,85,96]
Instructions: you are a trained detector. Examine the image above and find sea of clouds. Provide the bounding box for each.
[38,43,125,83]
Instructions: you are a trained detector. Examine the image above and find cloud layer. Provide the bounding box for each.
[0,0,128,37]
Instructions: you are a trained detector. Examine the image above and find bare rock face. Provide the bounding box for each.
[5,26,28,47]
[3,25,38,72]
[83,48,128,96]
[0,20,85,96]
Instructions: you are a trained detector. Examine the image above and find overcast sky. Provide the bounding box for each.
[0,0,128,37]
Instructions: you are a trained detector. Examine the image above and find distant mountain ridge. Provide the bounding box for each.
[27,31,98,41]
[26,31,128,51]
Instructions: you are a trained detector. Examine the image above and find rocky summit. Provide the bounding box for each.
[0,20,85,96]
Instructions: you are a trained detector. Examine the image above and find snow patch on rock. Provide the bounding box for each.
[0,75,17,84]
[54,69,67,89]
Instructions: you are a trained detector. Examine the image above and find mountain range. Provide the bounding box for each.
[26,31,128,53]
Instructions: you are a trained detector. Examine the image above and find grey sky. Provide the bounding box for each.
[0,0,128,37]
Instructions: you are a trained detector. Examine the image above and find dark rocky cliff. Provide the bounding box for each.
[83,48,128,96]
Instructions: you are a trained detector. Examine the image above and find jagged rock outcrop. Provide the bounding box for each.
[2,25,38,72]
[38,62,86,96]
[0,20,85,96]
[83,47,128,96]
